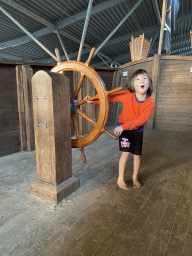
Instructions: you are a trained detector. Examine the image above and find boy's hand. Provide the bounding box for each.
[114,126,123,136]
[84,95,93,103]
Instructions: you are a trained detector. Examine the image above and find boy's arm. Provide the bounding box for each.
[121,100,155,131]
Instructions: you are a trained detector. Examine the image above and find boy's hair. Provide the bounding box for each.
[126,69,153,96]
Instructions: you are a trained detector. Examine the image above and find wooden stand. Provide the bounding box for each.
[29,71,80,203]
[129,33,152,61]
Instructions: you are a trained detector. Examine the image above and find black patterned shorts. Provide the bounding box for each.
[119,130,143,155]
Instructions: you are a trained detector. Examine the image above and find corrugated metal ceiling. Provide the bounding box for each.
[0,0,191,67]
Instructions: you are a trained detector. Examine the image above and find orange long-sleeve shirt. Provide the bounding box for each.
[94,90,155,131]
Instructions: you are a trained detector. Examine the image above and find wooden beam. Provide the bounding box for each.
[16,65,35,151]
[158,0,167,55]
[147,54,161,129]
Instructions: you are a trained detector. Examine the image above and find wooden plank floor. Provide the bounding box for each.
[1,127,192,256]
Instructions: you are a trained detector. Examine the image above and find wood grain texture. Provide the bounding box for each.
[1,129,192,255]
[155,57,192,131]
[0,65,19,155]
[32,71,72,185]
[16,65,34,151]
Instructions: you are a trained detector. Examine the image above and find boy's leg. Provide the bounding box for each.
[133,154,141,188]
[117,151,131,190]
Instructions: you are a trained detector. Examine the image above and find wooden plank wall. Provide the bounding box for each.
[0,64,53,157]
[0,64,20,156]
[155,56,192,131]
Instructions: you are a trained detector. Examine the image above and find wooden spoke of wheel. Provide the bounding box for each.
[76,109,117,140]
[102,128,118,140]
[71,114,80,139]
[76,86,123,107]
[72,72,85,99]
[76,94,99,106]
[80,148,86,163]
[71,113,86,163]
[55,48,62,63]
[76,109,96,126]
[85,47,95,66]
[76,86,124,108]
[72,47,96,99]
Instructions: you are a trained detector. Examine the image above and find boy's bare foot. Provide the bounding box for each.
[117,180,128,190]
[132,178,141,189]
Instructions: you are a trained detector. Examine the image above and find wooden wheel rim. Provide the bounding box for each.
[51,61,109,149]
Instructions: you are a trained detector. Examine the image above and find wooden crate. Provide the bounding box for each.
[129,33,152,61]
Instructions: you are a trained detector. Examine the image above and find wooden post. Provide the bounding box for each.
[29,71,80,203]
[147,54,161,129]
[158,0,167,55]
[140,33,144,59]
[16,65,35,151]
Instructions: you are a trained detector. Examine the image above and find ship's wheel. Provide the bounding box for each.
[51,47,122,162]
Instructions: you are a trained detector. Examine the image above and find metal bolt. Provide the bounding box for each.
[37,96,39,99]
[38,123,41,127]
[46,124,49,127]
[45,96,47,99]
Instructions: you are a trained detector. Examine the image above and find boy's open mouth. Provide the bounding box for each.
[141,85,144,88]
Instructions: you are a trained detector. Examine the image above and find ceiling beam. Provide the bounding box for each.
[0,0,127,49]
[94,0,143,56]
[40,21,192,64]
[151,0,161,25]
[0,0,119,63]
[56,0,130,29]
[93,12,192,49]
[0,0,55,29]
[0,27,53,50]
[1,0,191,65]
[0,47,43,60]
[42,25,160,63]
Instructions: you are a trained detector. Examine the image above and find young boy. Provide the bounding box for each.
[108,69,155,190]
[86,69,155,190]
